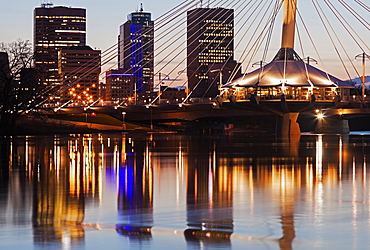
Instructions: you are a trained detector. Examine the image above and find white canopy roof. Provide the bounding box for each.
[223,49,353,89]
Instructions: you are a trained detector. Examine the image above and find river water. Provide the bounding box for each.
[1,132,370,249]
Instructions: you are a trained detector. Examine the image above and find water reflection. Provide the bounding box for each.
[0,133,370,249]
[116,137,153,239]
[185,138,234,247]
[31,136,87,248]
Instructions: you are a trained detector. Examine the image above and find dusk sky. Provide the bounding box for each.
[1,0,369,82]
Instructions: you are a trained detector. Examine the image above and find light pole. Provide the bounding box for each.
[303,56,318,65]
[122,112,126,129]
[355,52,370,100]
[210,68,224,91]
[158,72,170,84]
[252,61,266,68]
[84,107,89,126]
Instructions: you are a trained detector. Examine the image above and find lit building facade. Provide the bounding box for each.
[105,69,134,104]
[58,46,101,104]
[187,8,239,97]
[118,5,154,95]
[34,4,86,86]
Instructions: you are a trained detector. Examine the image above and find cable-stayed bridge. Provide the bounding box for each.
[42,0,369,135]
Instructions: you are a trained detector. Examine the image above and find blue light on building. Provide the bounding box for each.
[118,6,154,94]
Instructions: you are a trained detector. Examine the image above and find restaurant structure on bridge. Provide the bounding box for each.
[221,48,354,103]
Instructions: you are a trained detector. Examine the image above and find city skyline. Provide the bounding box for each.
[1,0,369,83]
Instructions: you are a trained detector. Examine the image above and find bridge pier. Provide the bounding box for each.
[276,113,301,137]
[313,116,349,134]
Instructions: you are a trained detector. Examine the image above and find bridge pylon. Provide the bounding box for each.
[276,112,301,137]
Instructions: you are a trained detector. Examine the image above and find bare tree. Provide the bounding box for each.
[0,39,45,128]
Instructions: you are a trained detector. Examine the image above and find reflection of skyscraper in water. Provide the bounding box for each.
[116,137,153,238]
[184,139,233,246]
[32,137,85,248]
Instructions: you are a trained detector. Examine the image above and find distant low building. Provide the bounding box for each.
[0,52,43,112]
[105,69,134,105]
[0,52,11,85]
[58,46,101,105]
[19,68,43,101]
[159,86,187,103]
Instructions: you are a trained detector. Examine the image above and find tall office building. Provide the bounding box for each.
[187,8,239,97]
[34,3,86,86]
[118,5,154,95]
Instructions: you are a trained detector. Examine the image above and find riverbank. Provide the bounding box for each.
[0,114,150,136]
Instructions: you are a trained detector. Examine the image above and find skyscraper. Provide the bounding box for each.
[187,8,239,97]
[34,3,86,86]
[118,5,154,95]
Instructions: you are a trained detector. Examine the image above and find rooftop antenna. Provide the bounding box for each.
[41,1,53,8]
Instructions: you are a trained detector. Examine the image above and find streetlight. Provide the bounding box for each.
[252,61,266,68]
[146,105,153,130]
[303,56,318,65]
[158,72,170,84]
[210,68,224,91]
[355,52,370,100]
[122,112,126,129]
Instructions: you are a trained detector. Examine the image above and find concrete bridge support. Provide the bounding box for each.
[314,116,349,134]
[277,113,301,137]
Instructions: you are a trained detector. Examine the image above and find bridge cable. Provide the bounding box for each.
[147,0,234,98]
[224,0,268,83]
[201,0,264,96]
[236,0,283,80]
[200,0,265,98]
[324,0,369,51]
[185,0,272,100]
[311,0,351,81]
[338,0,370,30]
[313,0,361,80]
[150,0,240,105]
[220,0,278,90]
[209,0,281,96]
[113,0,221,95]
[49,0,203,107]
[354,0,370,12]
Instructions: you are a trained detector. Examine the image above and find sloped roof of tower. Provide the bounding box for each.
[223,48,353,88]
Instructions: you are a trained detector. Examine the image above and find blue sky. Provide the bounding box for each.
[1,0,369,81]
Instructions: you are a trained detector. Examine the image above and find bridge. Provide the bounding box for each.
[39,0,370,135]
[50,95,370,136]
